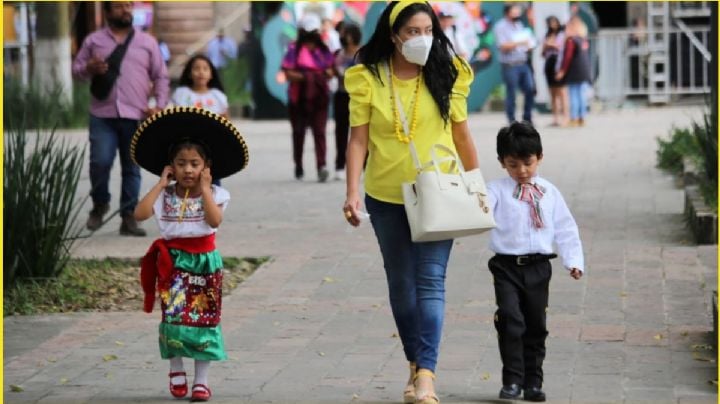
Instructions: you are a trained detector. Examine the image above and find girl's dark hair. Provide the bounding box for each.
[168,138,211,164]
[496,121,543,159]
[179,54,225,92]
[342,23,362,47]
[296,29,330,55]
[545,16,563,38]
[356,1,469,124]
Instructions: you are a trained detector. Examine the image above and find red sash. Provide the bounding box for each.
[140,234,215,313]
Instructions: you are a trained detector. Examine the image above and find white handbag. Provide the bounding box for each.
[402,142,496,242]
[383,62,495,242]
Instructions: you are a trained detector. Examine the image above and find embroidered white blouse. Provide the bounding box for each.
[486,176,584,272]
[153,184,230,239]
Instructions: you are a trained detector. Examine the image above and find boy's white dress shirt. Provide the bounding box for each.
[487,176,584,272]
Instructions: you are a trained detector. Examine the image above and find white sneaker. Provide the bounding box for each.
[334,169,346,181]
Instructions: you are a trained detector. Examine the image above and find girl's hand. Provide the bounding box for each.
[555,70,565,81]
[200,168,213,190]
[342,195,363,227]
[159,165,174,187]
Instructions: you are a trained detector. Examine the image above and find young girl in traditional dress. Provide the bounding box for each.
[131,107,249,402]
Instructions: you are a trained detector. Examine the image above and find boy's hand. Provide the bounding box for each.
[159,165,174,187]
[569,268,582,280]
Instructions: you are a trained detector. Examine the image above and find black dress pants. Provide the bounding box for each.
[489,256,552,387]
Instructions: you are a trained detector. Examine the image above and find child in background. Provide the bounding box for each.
[172,54,229,119]
[131,107,249,402]
[486,121,583,402]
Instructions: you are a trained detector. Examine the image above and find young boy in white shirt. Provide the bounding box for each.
[486,121,583,402]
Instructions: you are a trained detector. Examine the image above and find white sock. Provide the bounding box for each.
[169,357,185,385]
[194,360,210,387]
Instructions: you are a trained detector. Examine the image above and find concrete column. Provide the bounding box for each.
[34,2,72,103]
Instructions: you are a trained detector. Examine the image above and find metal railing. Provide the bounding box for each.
[594,26,712,103]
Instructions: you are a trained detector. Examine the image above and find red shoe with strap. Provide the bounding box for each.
[168,371,188,398]
[191,384,212,402]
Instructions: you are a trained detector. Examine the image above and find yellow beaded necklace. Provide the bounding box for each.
[388,61,422,144]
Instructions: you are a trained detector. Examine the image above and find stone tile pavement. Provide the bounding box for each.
[4,107,717,403]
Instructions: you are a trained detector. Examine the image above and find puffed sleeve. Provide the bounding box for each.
[450,57,474,122]
[344,65,373,127]
[213,185,231,211]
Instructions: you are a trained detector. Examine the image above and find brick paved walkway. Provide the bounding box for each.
[4,107,717,403]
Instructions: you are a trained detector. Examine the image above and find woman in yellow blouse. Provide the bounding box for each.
[342,2,480,403]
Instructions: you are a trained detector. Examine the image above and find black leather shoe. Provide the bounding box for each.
[499,384,521,399]
[524,386,546,402]
[86,203,109,231]
[120,216,147,237]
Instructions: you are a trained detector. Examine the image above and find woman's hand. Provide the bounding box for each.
[343,194,363,227]
[555,70,565,81]
[159,165,174,187]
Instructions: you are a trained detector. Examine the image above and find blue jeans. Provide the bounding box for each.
[365,195,453,372]
[568,82,587,120]
[88,115,141,216]
[501,63,535,123]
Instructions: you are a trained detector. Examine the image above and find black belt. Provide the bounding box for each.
[494,253,558,266]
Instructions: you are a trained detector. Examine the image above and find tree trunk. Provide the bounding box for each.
[34,2,72,103]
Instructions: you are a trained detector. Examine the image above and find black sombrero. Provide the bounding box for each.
[130,107,249,179]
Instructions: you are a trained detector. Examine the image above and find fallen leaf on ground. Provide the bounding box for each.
[318,351,325,357]
[59,378,68,385]
[114,341,124,346]
[102,354,118,362]
[391,333,399,338]
[352,394,359,400]
[693,352,716,363]
[691,344,713,351]
[481,372,491,380]
[322,277,336,283]
[709,380,718,386]
[653,334,663,340]
[10,385,23,392]
[46,357,57,363]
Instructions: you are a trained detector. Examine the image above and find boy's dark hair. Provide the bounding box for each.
[179,54,225,92]
[168,138,211,165]
[496,121,543,159]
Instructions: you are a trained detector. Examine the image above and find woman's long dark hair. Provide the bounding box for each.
[357,1,469,124]
[545,16,563,38]
[179,54,225,92]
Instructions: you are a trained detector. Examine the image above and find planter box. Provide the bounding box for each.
[684,185,718,244]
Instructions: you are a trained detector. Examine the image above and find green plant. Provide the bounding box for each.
[3,111,87,287]
[220,57,252,107]
[656,126,700,174]
[3,77,89,129]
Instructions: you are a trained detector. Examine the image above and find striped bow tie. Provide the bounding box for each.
[513,182,546,229]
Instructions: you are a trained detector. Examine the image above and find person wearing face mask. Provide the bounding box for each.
[342,2,480,403]
[72,1,169,236]
[282,14,335,182]
[493,4,536,124]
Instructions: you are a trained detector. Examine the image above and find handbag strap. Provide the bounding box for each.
[106,29,135,71]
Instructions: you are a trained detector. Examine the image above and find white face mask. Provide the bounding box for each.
[397,35,433,66]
